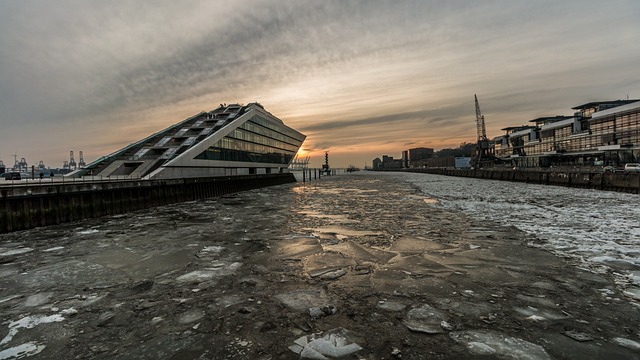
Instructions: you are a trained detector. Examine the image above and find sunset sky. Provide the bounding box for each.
[1,1,639,169]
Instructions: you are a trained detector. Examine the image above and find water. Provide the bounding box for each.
[374,171,640,283]
[1,171,640,359]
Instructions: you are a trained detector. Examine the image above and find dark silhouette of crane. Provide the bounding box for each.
[472,94,494,168]
[69,151,77,171]
[79,151,86,167]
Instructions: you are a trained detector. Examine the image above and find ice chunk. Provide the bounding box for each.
[450,330,550,360]
[202,246,224,253]
[77,229,99,235]
[377,300,407,312]
[0,342,46,359]
[613,337,640,350]
[1,314,65,346]
[176,270,218,283]
[403,304,448,334]
[562,330,592,342]
[623,287,640,301]
[23,292,53,307]
[0,248,33,257]
[289,328,362,358]
[42,246,65,252]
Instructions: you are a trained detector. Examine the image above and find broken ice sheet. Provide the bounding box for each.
[403,304,449,334]
[1,314,66,346]
[289,328,362,359]
[450,330,551,360]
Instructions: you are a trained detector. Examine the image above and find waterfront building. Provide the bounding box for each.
[493,99,640,168]
[401,150,409,168]
[381,155,403,169]
[407,147,434,168]
[76,103,306,179]
[372,158,382,170]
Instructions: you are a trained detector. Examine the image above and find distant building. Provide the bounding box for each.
[381,155,403,169]
[401,150,409,168]
[372,158,382,170]
[74,103,306,179]
[407,147,434,168]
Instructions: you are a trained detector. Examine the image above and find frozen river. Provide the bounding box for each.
[2,171,640,359]
[373,171,640,287]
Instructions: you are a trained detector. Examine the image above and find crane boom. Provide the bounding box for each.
[475,94,487,142]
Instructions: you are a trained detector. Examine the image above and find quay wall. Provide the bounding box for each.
[0,173,296,234]
[396,168,640,194]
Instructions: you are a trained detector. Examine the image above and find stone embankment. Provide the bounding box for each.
[0,173,295,233]
[399,168,640,193]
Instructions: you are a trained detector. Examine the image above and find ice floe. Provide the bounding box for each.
[0,342,46,360]
[1,314,65,346]
[403,304,449,334]
[0,248,33,257]
[289,328,362,359]
[450,330,551,360]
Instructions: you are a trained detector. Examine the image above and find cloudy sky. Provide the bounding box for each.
[1,0,639,169]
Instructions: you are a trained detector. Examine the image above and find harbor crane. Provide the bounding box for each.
[472,94,494,168]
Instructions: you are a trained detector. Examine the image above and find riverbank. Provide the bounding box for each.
[392,167,640,194]
[0,173,638,359]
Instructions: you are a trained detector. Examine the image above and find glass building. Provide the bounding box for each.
[79,103,306,179]
[492,100,640,168]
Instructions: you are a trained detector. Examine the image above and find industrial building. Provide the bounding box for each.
[494,99,640,168]
[74,103,306,179]
[407,147,434,168]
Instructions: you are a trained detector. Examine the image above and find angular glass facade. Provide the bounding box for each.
[195,115,305,165]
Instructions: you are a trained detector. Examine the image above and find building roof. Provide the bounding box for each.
[528,115,573,124]
[500,125,536,132]
[571,100,639,110]
[590,100,640,120]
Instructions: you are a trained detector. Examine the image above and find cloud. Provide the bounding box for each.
[0,0,639,168]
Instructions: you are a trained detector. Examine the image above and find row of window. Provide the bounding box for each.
[241,118,304,147]
[499,109,640,156]
[229,128,300,152]
[195,147,293,164]
[215,137,296,156]
[249,115,306,142]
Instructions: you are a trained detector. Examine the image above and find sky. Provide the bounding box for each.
[1,0,639,169]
